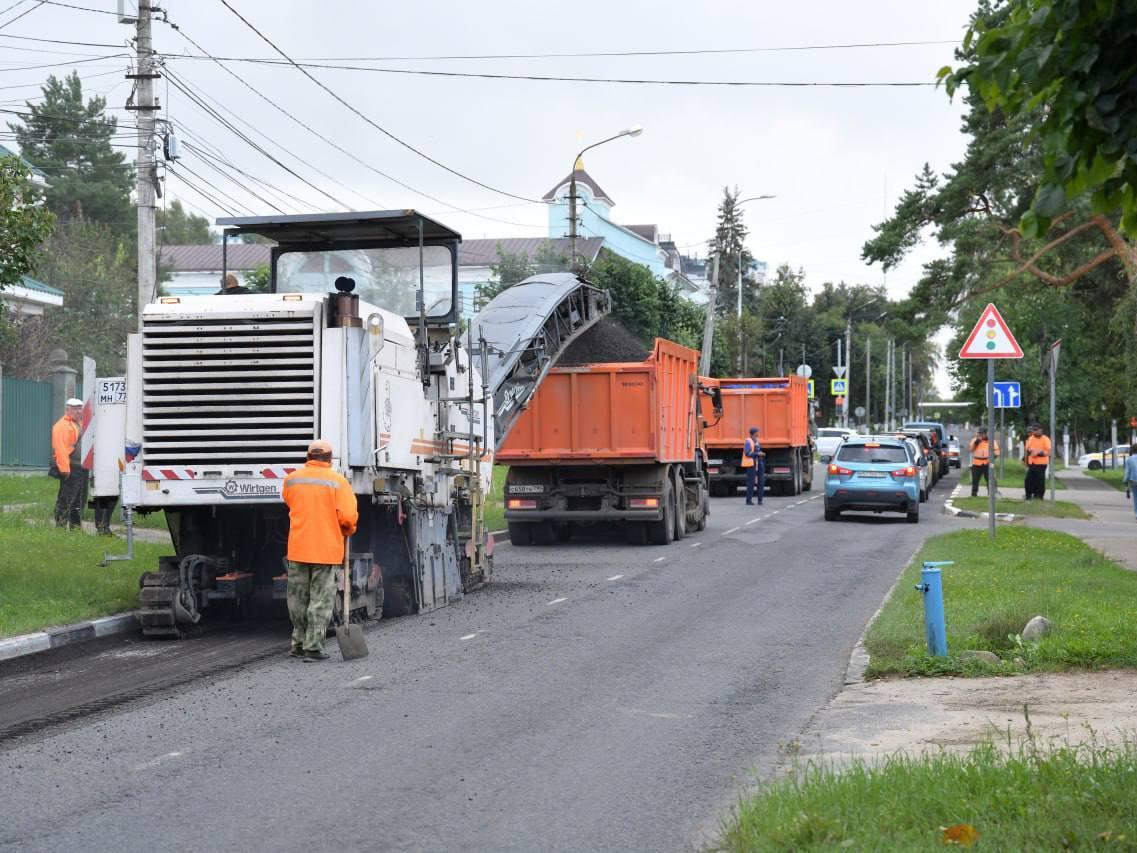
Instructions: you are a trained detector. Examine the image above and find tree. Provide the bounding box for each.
[158,200,213,244]
[476,245,534,308]
[245,264,271,293]
[0,156,54,290]
[10,72,133,232]
[589,249,662,343]
[707,187,755,318]
[943,0,1137,238]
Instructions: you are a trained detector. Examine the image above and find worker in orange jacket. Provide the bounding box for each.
[1024,422,1052,500]
[968,426,999,497]
[282,439,359,661]
[51,397,86,529]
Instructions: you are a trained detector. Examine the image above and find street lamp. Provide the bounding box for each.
[568,126,643,268]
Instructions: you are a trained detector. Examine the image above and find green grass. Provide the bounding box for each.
[865,527,1137,677]
[952,496,1091,519]
[1087,469,1128,492]
[0,473,57,505]
[717,739,1137,851]
[961,458,1065,489]
[0,510,172,637]
[485,466,506,532]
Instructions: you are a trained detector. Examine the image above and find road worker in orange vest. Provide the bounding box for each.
[51,397,86,529]
[1024,422,1052,500]
[742,426,765,506]
[968,426,1000,497]
[282,439,359,661]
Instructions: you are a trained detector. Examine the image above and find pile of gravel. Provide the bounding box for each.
[557,319,650,365]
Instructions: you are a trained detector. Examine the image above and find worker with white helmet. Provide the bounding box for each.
[51,397,86,529]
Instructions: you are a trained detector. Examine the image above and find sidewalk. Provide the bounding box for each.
[1021,467,1137,571]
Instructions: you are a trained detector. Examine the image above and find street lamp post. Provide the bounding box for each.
[731,194,775,372]
[568,126,643,269]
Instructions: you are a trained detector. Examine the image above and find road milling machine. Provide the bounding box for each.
[93,211,610,638]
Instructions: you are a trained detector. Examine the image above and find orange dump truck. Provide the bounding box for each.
[700,376,815,497]
[497,339,721,545]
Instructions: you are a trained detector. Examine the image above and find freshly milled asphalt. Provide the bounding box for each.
[0,466,957,852]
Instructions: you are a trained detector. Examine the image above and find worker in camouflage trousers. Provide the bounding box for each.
[282,439,359,661]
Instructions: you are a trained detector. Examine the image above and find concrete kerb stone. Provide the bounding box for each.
[843,543,925,685]
[0,611,139,663]
[942,483,1017,522]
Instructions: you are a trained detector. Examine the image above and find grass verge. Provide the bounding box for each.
[960,458,1064,489]
[0,474,168,530]
[952,496,1090,519]
[865,527,1137,677]
[0,510,171,638]
[717,739,1137,851]
[1087,468,1127,492]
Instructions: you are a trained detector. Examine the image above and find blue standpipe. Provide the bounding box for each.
[915,561,953,657]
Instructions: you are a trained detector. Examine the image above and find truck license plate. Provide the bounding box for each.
[507,485,544,494]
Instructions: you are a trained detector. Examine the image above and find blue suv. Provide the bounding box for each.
[824,435,922,523]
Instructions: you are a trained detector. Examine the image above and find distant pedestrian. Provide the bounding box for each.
[50,397,86,529]
[742,426,765,505]
[216,273,251,295]
[1122,444,1137,522]
[282,439,359,661]
[1023,423,1051,500]
[968,427,999,497]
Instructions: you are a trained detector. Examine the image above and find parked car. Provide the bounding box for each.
[1077,445,1132,470]
[898,430,936,498]
[824,435,922,523]
[816,427,852,461]
[906,427,942,484]
[944,435,962,468]
[897,435,931,502]
[904,421,949,473]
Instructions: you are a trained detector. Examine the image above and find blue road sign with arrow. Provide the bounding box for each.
[990,381,1021,409]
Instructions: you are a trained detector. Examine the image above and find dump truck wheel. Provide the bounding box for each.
[673,472,687,540]
[693,485,708,531]
[508,522,533,547]
[649,482,675,546]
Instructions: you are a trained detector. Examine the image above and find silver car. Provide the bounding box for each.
[816,427,852,461]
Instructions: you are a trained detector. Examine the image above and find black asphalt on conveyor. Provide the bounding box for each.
[0,467,958,853]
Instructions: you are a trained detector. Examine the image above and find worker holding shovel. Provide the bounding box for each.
[282,439,359,662]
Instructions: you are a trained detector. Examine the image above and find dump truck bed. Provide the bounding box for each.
[700,376,810,449]
[497,338,699,465]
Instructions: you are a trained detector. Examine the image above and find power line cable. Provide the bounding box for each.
[0,67,124,90]
[171,160,254,215]
[0,52,129,72]
[0,0,42,31]
[0,31,126,47]
[179,136,313,211]
[179,143,290,214]
[39,0,120,15]
[216,0,540,204]
[168,165,238,216]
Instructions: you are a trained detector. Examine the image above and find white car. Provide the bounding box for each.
[816,428,852,461]
[899,436,931,502]
[1077,445,1132,470]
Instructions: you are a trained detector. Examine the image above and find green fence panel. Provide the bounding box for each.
[1,377,54,468]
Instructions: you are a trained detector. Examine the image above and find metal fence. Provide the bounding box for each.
[1,376,54,468]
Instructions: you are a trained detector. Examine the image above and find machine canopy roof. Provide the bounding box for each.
[215,210,462,248]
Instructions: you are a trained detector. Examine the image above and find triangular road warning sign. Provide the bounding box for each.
[958,303,1023,359]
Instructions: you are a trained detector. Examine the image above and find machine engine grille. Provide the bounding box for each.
[141,311,320,467]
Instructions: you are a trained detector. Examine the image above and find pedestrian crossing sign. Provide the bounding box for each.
[959,303,1023,359]
[807,379,816,399]
[830,378,847,395]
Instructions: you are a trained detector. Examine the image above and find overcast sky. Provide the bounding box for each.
[3,0,978,391]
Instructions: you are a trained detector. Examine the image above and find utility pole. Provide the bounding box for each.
[865,336,871,430]
[568,169,578,269]
[698,255,719,377]
[128,2,161,328]
[736,250,743,373]
[843,316,852,429]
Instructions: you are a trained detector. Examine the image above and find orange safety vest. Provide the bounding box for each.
[969,437,999,465]
[1025,434,1051,465]
[282,460,360,564]
[741,437,756,468]
[51,415,80,476]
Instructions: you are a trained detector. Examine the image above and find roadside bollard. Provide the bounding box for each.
[914,561,954,657]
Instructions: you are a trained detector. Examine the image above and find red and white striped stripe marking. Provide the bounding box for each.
[142,468,198,481]
[260,467,298,479]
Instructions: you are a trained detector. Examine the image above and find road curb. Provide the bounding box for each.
[844,542,926,685]
[943,484,1017,521]
[0,612,139,663]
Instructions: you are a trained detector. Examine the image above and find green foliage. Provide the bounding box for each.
[944,0,1137,235]
[158,199,213,244]
[865,527,1137,677]
[9,72,133,232]
[707,186,756,317]
[244,263,271,293]
[0,155,54,289]
[719,739,1137,852]
[589,249,664,342]
[475,241,571,309]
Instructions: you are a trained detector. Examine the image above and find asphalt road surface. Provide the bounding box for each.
[0,466,957,852]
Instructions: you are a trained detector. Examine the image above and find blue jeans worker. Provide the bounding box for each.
[743,427,765,505]
[1122,445,1137,522]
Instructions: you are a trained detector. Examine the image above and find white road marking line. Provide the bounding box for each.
[771,510,780,514]
[460,633,478,641]
[722,526,741,535]
[653,556,665,563]
[354,675,374,682]
[607,574,624,581]
[132,751,183,772]
[547,597,567,606]
[745,517,761,525]
[689,542,701,547]
[795,500,808,506]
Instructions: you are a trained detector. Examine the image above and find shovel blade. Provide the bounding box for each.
[335,623,369,660]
